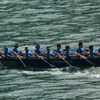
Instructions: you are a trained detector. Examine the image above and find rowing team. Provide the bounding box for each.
[0,42,100,59]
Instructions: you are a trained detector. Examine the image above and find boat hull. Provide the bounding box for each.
[0,57,100,70]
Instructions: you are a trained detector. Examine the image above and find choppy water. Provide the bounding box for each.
[0,0,100,100]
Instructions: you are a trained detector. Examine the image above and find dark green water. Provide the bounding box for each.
[0,0,100,99]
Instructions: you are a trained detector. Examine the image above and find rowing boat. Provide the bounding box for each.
[0,57,100,70]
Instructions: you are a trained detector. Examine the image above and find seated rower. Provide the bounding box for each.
[76,41,89,57]
[53,44,64,58]
[98,48,100,53]
[64,46,76,58]
[89,45,99,57]
[46,46,55,58]
[13,43,22,55]
[34,44,45,58]
[3,47,13,58]
[24,47,34,58]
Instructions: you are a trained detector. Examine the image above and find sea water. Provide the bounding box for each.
[0,0,100,99]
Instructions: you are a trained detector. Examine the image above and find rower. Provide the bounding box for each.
[24,47,34,58]
[64,46,76,58]
[76,41,89,57]
[3,47,13,58]
[34,44,45,58]
[89,45,99,57]
[53,44,64,58]
[98,48,100,53]
[46,46,55,58]
[13,43,22,55]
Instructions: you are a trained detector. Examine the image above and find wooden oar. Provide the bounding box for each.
[17,55,26,68]
[0,60,3,67]
[78,54,95,66]
[61,58,73,67]
[14,52,26,68]
[41,58,56,68]
[0,53,4,67]
[56,53,73,67]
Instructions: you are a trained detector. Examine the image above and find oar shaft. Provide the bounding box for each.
[13,51,26,68]
[56,54,73,67]
[41,58,56,68]
[17,55,26,67]
[0,61,3,67]
[83,57,94,66]
[62,58,72,67]
[78,54,95,66]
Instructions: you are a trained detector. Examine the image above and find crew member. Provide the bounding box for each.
[24,47,34,58]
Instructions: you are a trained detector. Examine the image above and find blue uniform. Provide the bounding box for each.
[25,51,33,56]
[98,48,100,53]
[35,49,44,55]
[4,50,13,56]
[90,50,98,57]
[13,48,21,53]
[66,50,75,58]
[47,51,55,56]
[53,49,63,54]
[77,48,85,54]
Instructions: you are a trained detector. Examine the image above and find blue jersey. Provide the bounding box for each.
[53,49,63,54]
[35,49,44,55]
[4,50,13,56]
[66,50,75,58]
[98,48,100,53]
[77,48,85,54]
[25,51,33,56]
[90,50,98,57]
[13,48,21,53]
[47,51,55,56]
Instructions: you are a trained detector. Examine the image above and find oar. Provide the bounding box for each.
[61,58,73,67]
[41,58,56,68]
[14,52,26,68]
[57,54,73,67]
[0,60,3,67]
[0,53,4,67]
[17,55,26,68]
[79,54,95,66]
